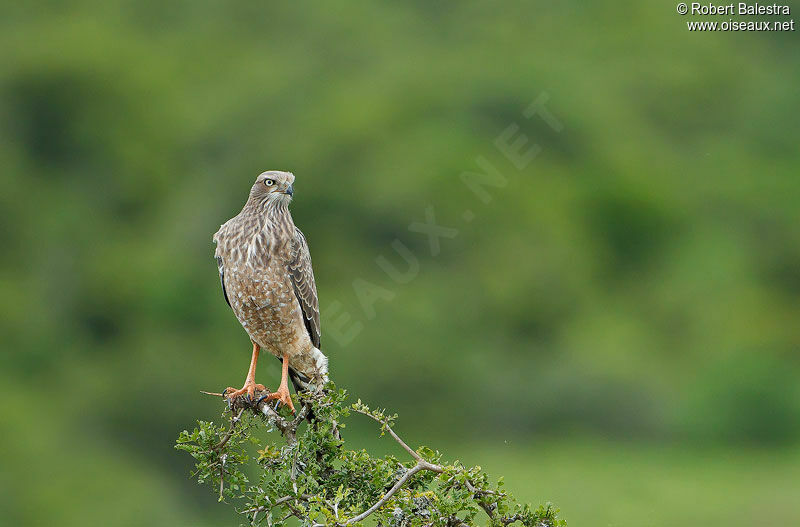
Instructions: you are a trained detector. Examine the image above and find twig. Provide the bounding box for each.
[351,407,429,464]
[219,454,226,501]
[243,494,314,515]
[338,409,444,525]
[212,407,244,502]
[214,408,245,452]
[465,479,496,519]
[343,462,425,525]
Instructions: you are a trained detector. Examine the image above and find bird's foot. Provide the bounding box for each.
[224,381,267,402]
[260,385,295,414]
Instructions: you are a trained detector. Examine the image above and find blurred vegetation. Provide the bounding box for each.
[1,1,799,526]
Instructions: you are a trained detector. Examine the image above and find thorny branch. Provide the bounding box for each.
[347,406,517,526]
[346,406,444,524]
[351,406,431,463]
[343,462,426,525]
[213,388,311,443]
[182,389,564,527]
[214,408,245,451]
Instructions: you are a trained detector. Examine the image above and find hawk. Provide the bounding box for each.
[213,171,328,413]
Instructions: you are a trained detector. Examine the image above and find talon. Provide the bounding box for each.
[224,379,262,402]
[264,386,295,414]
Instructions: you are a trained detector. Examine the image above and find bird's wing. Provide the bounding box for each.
[213,228,232,309]
[216,256,232,308]
[289,227,321,348]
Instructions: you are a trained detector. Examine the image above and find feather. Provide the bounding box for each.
[289,227,322,349]
[216,256,231,308]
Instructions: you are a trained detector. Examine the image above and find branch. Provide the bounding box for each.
[343,462,425,525]
[465,478,496,520]
[178,388,565,527]
[214,408,244,451]
[242,494,314,514]
[351,407,439,469]
[219,453,226,501]
[225,389,309,443]
[338,406,446,525]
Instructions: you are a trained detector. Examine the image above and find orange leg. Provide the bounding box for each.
[263,353,295,413]
[224,342,267,401]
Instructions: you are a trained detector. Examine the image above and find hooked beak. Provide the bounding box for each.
[284,184,294,197]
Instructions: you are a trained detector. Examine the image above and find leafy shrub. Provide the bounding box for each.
[177,387,565,526]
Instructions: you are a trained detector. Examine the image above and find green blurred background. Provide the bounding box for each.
[2,1,799,525]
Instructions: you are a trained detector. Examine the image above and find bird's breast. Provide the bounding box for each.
[226,263,292,310]
[224,264,305,352]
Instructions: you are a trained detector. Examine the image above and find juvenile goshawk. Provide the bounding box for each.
[213,171,328,412]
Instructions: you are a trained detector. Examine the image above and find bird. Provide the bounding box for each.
[213,170,328,413]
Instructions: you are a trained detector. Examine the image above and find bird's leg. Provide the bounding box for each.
[224,342,267,401]
[263,353,295,413]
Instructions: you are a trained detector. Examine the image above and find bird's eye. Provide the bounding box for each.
[264,179,275,187]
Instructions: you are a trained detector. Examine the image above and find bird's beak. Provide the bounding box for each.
[285,184,294,197]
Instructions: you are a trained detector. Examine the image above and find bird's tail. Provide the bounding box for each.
[286,345,329,393]
[281,347,334,433]
[288,366,319,394]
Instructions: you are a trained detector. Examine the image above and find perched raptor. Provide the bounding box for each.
[213,171,328,413]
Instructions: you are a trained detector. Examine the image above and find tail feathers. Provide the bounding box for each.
[279,346,328,393]
[286,363,323,426]
[288,366,315,393]
[281,354,340,439]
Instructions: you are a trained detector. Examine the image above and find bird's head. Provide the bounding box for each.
[250,170,295,205]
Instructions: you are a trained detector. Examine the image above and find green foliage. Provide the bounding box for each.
[177,388,565,526]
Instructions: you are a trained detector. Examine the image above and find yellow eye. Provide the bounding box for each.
[264,179,275,187]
